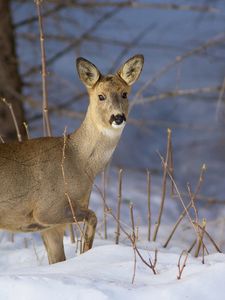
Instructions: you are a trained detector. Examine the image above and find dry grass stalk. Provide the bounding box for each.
[35,0,52,137]
[163,206,190,248]
[147,169,151,241]
[102,169,108,239]
[186,171,208,257]
[1,98,22,142]
[202,244,206,264]
[187,164,206,223]
[187,181,205,257]
[188,183,199,224]
[129,203,135,242]
[93,179,158,277]
[129,202,137,284]
[168,130,175,197]
[115,168,123,244]
[23,122,30,139]
[61,127,85,243]
[188,239,197,253]
[177,250,188,280]
[148,249,158,274]
[159,153,203,239]
[112,206,158,275]
[193,221,221,253]
[136,216,140,241]
[153,128,171,241]
[195,218,206,257]
[163,164,206,248]
[160,154,221,253]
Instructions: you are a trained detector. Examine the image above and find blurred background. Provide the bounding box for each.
[1,0,225,213]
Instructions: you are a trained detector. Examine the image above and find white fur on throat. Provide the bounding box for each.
[97,121,126,138]
[111,120,126,129]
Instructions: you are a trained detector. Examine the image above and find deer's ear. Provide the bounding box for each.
[118,54,144,86]
[76,57,101,88]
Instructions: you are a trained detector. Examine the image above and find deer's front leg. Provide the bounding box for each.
[34,200,97,252]
[75,208,97,252]
[41,225,66,264]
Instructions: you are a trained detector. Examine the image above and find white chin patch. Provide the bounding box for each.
[111,121,126,129]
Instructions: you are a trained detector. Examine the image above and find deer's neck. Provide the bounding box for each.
[70,107,122,178]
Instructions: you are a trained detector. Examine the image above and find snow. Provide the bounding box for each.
[0,170,225,300]
[0,234,225,300]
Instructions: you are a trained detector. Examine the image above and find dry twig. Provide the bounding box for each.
[195,219,206,258]
[193,221,221,253]
[129,203,137,284]
[102,169,108,239]
[188,239,197,253]
[35,0,52,137]
[23,122,30,139]
[1,98,22,142]
[115,169,123,244]
[177,250,188,280]
[25,8,120,76]
[147,169,151,241]
[153,128,171,241]
[163,164,206,248]
[130,32,225,111]
[159,154,221,254]
[91,178,157,278]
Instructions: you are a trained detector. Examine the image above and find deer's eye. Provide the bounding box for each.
[122,92,127,99]
[98,94,106,101]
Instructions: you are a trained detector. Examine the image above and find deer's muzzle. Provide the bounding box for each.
[109,114,126,128]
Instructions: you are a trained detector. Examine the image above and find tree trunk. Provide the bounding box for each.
[0,0,26,142]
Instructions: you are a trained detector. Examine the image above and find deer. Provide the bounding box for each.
[0,54,144,264]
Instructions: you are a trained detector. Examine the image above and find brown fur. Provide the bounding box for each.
[0,55,144,264]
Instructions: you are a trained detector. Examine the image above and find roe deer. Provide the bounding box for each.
[0,54,144,264]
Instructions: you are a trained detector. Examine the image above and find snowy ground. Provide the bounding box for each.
[1,234,225,300]
[0,169,225,300]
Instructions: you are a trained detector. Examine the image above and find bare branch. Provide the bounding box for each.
[193,221,222,253]
[153,128,171,241]
[195,218,206,258]
[47,1,222,14]
[131,33,225,108]
[147,169,151,241]
[115,169,123,245]
[1,98,22,142]
[35,0,52,137]
[134,85,221,106]
[14,4,65,28]
[24,7,120,77]
[129,202,137,284]
[23,122,30,139]
[108,24,154,74]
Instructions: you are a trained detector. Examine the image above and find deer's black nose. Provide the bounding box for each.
[114,114,123,125]
[111,114,126,125]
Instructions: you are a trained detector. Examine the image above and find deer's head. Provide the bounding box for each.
[76,55,144,136]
